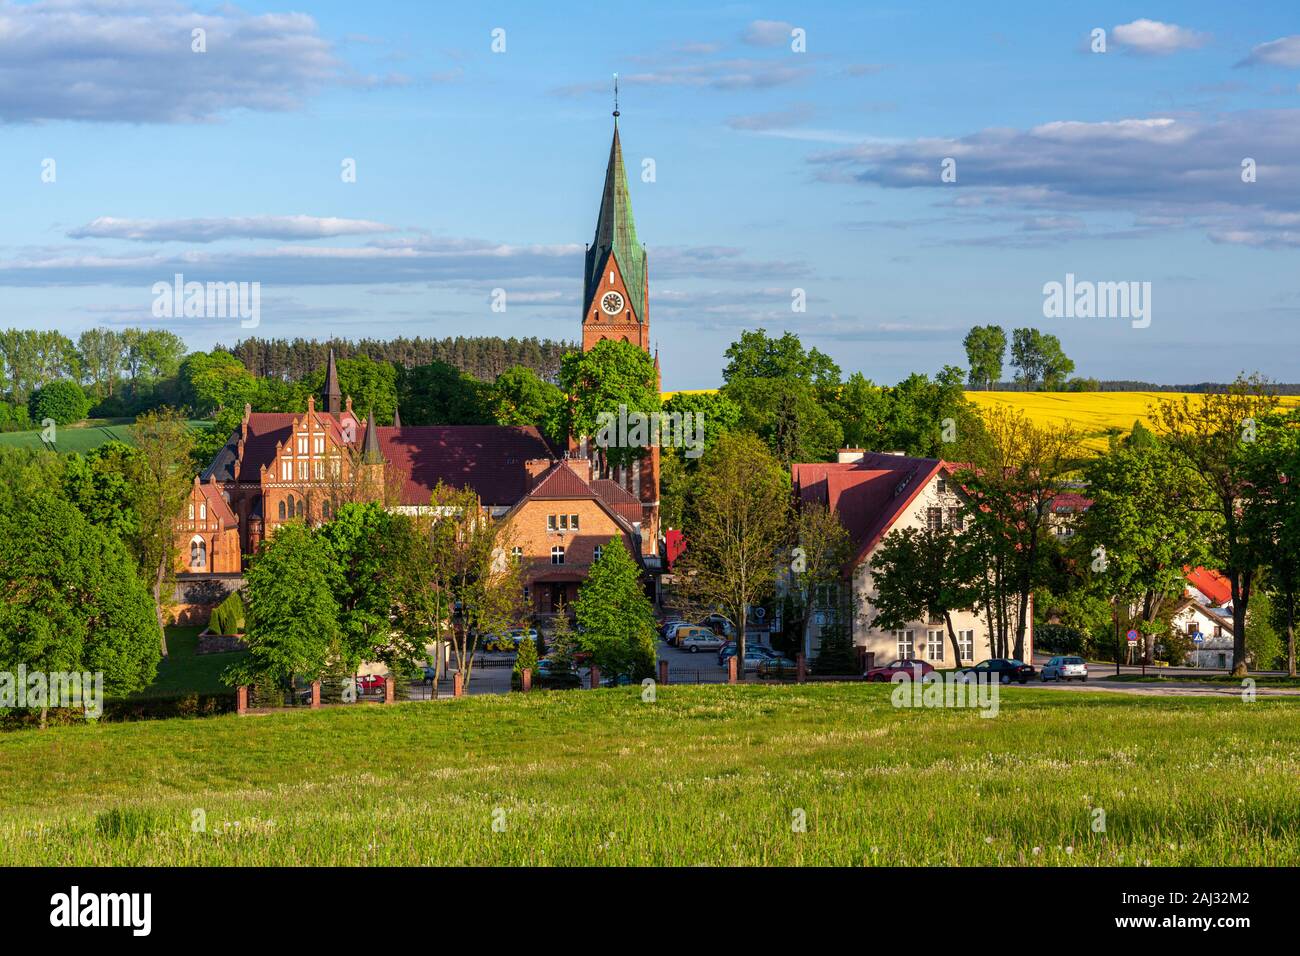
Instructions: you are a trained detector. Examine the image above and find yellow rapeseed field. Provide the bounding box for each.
[966,391,1300,452]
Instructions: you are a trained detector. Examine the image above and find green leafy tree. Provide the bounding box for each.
[0,492,159,726]
[179,350,257,417]
[790,502,852,660]
[30,380,91,426]
[560,340,660,468]
[573,537,657,680]
[871,526,982,665]
[77,328,126,400]
[397,361,494,426]
[962,325,1006,390]
[674,432,791,668]
[317,502,401,670]
[1010,328,1074,390]
[492,365,564,435]
[302,355,398,423]
[1153,378,1280,674]
[62,441,142,542]
[230,523,338,689]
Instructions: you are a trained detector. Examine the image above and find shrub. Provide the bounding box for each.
[812,616,857,675]
[29,380,91,426]
[208,591,246,636]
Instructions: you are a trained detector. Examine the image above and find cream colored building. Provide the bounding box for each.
[791,450,1032,670]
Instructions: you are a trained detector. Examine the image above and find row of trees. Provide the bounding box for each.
[962,325,1081,391]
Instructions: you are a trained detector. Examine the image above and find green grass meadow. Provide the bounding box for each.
[0,418,211,454]
[2,684,1297,866]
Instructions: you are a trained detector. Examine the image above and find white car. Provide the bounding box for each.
[676,628,726,653]
[1040,656,1088,682]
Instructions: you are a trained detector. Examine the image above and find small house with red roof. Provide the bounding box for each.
[790,449,1032,668]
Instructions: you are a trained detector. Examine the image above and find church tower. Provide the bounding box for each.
[581,90,659,558]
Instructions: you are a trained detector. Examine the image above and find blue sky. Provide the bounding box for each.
[2,0,1299,389]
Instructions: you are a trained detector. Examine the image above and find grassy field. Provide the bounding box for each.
[1,684,1296,865]
[129,626,247,700]
[0,418,212,454]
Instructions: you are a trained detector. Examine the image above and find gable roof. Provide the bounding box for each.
[195,478,237,525]
[201,410,357,483]
[1184,565,1232,606]
[791,452,949,572]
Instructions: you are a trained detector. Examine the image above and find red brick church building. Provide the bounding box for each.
[176,110,663,614]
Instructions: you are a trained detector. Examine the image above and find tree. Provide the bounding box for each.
[179,350,257,417]
[0,491,159,726]
[573,537,657,680]
[302,354,399,423]
[491,365,564,435]
[1079,440,1212,665]
[77,328,126,400]
[230,522,338,690]
[1153,378,1280,674]
[871,526,981,666]
[958,405,1079,660]
[1010,328,1074,390]
[790,502,851,660]
[128,408,196,657]
[963,325,1006,390]
[30,380,90,426]
[674,432,790,670]
[62,441,142,543]
[559,340,660,468]
[1240,409,1300,676]
[317,502,401,671]
[397,360,494,426]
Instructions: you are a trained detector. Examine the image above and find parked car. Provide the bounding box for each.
[959,658,1036,684]
[533,658,583,689]
[663,621,696,646]
[865,658,934,682]
[483,628,538,652]
[599,673,637,688]
[717,641,775,665]
[355,674,386,694]
[421,665,438,681]
[677,627,726,652]
[1040,656,1088,682]
[698,614,736,638]
[756,655,798,678]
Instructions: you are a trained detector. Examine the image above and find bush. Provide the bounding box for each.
[29,380,91,426]
[0,402,30,433]
[208,591,245,636]
[514,636,539,675]
[812,616,857,675]
[1035,623,1089,655]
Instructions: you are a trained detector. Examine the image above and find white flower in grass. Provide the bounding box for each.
[1032,847,1042,856]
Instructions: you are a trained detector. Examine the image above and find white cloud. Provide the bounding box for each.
[0,0,340,123]
[1239,35,1300,68]
[68,216,400,243]
[741,20,794,48]
[1110,19,1209,55]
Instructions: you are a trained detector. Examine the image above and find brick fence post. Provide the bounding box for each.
[384,676,395,703]
[797,653,806,684]
[310,680,321,709]
[589,665,601,689]
[728,656,738,685]
[521,668,532,692]
[658,659,669,686]
[453,672,464,698]
[236,685,248,715]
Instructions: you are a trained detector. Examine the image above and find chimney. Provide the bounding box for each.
[524,459,553,488]
[837,448,865,464]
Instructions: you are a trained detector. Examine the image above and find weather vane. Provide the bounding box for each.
[613,72,620,119]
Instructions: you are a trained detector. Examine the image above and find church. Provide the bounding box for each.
[175,108,663,618]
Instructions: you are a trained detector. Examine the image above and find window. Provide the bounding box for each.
[523,586,531,602]
[313,436,324,454]
[895,629,915,659]
[511,546,522,559]
[278,500,286,520]
[948,507,963,531]
[199,503,206,521]
[547,515,556,532]
[296,499,305,518]
[189,536,206,570]
[297,436,307,455]
[571,514,580,530]
[551,545,565,565]
[322,500,331,519]
[188,503,195,520]
[298,460,308,481]
[281,459,291,481]
[927,507,943,531]
[329,457,341,478]
[558,514,569,531]
[927,629,945,661]
[937,478,947,494]
[313,460,324,480]
[958,630,974,662]
[593,545,603,562]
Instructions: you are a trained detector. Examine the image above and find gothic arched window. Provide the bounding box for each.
[189,536,207,570]
[296,498,305,518]
[278,500,287,520]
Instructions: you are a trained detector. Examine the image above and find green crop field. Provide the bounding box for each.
[1,684,1296,866]
[0,419,213,455]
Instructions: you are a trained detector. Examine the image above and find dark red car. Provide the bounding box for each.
[865,658,934,682]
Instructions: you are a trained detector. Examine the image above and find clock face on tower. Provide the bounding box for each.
[600,291,624,315]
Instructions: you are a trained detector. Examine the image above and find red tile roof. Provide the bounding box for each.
[590,478,644,525]
[1184,565,1232,606]
[374,425,555,506]
[528,461,595,498]
[791,452,948,571]
[197,479,237,525]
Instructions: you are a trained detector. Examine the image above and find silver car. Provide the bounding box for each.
[677,628,726,653]
[1040,656,1088,682]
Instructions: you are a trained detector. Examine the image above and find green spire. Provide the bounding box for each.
[586,122,647,323]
